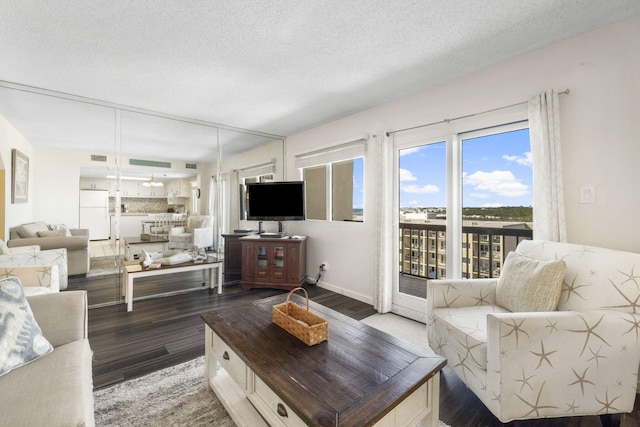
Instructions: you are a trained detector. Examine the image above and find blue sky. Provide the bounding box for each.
[399,128,532,208]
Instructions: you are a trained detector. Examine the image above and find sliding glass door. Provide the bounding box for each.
[392,107,532,321]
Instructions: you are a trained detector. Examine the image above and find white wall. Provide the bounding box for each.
[0,115,34,237]
[278,15,640,304]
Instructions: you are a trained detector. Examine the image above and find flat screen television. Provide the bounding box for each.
[245,181,305,221]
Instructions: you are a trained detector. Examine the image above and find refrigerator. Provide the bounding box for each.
[79,190,110,240]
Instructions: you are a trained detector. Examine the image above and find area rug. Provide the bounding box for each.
[87,256,122,278]
[94,356,234,427]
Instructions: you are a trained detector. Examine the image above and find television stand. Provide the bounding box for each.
[240,235,307,290]
[259,232,285,238]
[258,221,285,238]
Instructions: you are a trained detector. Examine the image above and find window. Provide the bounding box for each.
[302,166,327,220]
[295,136,366,222]
[332,158,364,221]
[394,104,532,318]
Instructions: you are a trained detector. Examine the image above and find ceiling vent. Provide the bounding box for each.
[90,154,108,162]
[129,159,171,169]
[185,163,197,170]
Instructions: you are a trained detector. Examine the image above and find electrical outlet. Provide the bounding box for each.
[321,262,328,271]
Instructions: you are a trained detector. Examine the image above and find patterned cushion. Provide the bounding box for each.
[496,251,565,312]
[0,265,59,293]
[516,240,640,312]
[0,277,54,377]
[431,304,509,369]
[0,240,9,255]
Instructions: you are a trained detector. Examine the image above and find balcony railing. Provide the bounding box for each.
[399,221,532,283]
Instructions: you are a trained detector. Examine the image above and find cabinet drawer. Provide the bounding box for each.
[250,375,306,427]
[212,333,247,390]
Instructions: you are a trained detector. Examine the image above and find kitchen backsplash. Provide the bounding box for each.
[108,197,187,213]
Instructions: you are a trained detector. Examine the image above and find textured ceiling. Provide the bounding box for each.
[1,0,639,168]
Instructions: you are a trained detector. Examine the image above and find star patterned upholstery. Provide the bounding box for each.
[427,240,640,422]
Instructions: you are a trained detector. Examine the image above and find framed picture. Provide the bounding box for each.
[11,149,29,203]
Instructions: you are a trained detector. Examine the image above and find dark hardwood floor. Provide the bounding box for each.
[72,273,638,427]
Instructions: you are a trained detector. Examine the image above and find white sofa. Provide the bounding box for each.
[0,290,94,426]
[427,239,640,423]
[7,222,90,276]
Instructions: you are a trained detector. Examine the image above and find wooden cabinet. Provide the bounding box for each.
[222,233,251,284]
[240,236,306,290]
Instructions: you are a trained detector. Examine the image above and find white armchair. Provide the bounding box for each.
[0,264,60,295]
[427,240,640,423]
[168,215,214,250]
[0,246,68,290]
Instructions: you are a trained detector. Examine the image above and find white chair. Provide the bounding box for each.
[168,215,214,250]
[0,264,60,295]
[427,240,640,423]
[0,246,69,290]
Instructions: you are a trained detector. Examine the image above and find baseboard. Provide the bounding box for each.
[314,280,374,306]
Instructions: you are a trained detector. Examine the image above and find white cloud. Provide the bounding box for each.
[480,202,505,208]
[409,200,420,206]
[400,147,421,156]
[503,151,532,167]
[399,168,417,182]
[401,183,440,194]
[470,192,489,199]
[464,170,529,197]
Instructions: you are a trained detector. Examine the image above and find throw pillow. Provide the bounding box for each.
[496,251,566,312]
[16,222,49,238]
[37,229,70,238]
[0,277,54,377]
[0,240,9,255]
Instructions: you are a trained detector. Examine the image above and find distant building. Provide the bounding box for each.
[399,218,531,279]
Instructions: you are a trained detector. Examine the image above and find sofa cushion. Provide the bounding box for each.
[0,339,94,426]
[496,251,566,312]
[0,240,9,255]
[37,228,71,238]
[171,232,193,243]
[16,222,50,238]
[0,277,54,377]
[432,304,510,369]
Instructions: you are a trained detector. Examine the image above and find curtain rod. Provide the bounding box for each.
[386,89,570,137]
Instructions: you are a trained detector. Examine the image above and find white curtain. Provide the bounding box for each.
[528,90,567,242]
[374,132,394,313]
[227,170,240,233]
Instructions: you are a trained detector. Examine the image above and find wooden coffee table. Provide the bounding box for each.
[201,294,446,426]
[123,257,222,312]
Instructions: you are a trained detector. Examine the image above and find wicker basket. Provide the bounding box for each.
[272,287,328,346]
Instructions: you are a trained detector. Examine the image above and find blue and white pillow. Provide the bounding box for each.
[0,277,53,376]
[0,239,9,255]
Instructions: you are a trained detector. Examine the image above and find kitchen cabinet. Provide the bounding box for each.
[80,178,109,190]
[166,179,191,202]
